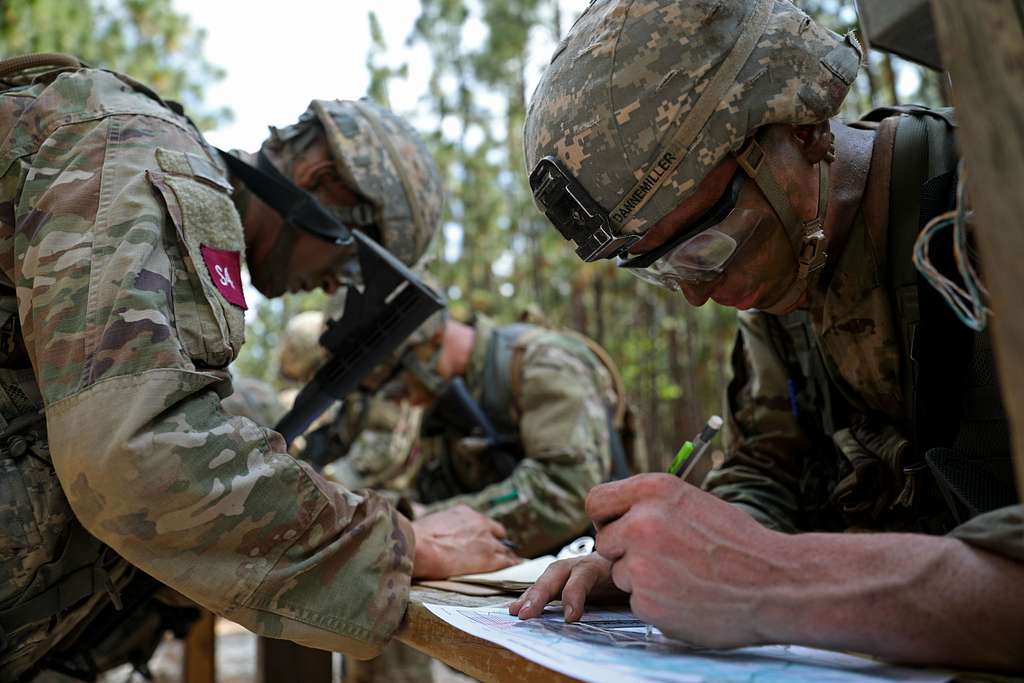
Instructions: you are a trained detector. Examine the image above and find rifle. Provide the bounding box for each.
[275,230,445,446]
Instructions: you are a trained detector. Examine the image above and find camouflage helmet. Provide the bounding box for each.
[279,311,327,384]
[524,0,862,242]
[270,99,444,267]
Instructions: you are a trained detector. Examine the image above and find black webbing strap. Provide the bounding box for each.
[887,114,929,434]
[217,148,356,246]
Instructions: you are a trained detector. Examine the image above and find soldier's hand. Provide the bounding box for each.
[586,474,782,648]
[509,554,625,622]
[411,504,521,579]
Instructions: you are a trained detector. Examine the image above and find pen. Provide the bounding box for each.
[667,415,723,479]
[500,539,519,551]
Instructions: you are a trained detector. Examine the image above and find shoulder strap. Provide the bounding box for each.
[560,331,628,429]
[480,323,534,432]
[886,107,961,441]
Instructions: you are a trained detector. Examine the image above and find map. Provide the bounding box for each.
[424,604,953,683]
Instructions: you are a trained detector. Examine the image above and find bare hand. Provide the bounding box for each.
[509,553,626,622]
[412,504,520,579]
[587,474,786,648]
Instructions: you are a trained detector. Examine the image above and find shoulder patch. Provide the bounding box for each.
[200,244,247,310]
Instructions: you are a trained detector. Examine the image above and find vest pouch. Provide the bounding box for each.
[147,147,246,368]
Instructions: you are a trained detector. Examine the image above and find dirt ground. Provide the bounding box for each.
[37,619,474,683]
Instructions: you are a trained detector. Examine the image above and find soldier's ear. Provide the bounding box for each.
[790,121,833,165]
[292,159,338,193]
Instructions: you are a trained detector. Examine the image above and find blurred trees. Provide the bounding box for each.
[0,0,230,129]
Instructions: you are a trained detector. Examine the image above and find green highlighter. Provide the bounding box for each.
[667,415,723,479]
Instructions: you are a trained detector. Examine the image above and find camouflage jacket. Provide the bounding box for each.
[418,315,619,557]
[706,114,1022,561]
[0,65,413,670]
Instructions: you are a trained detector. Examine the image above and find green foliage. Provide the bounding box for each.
[366,11,408,108]
[0,0,231,129]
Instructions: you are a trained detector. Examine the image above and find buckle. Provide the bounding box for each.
[735,138,766,176]
[797,227,827,277]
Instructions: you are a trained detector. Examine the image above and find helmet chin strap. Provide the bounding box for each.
[735,133,834,315]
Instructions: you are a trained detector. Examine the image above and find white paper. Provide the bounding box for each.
[451,555,558,588]
[423,604,952,683]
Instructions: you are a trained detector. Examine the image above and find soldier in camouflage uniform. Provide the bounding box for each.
[0,55,516,681]
[512,0,1023,671]
[354,305,639,560]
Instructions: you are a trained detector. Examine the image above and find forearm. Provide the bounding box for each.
[763,530,1024,671]
[49,370,415,657]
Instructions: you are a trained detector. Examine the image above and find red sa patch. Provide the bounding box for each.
[200,244,247,310]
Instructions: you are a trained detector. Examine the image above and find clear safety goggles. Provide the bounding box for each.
[616,173,763,290]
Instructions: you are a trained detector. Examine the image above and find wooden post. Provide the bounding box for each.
[929,0,1024,498]
[257,638,333,683]
[184,609,216,683]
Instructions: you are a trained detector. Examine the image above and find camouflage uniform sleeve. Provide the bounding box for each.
[947,505,1024,563]
[423,341,612,557]
[704,311,813,533]
[15,112,412,657]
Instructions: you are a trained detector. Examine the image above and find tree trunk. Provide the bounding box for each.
[930,0,1024,498]
[881,52,899,105]
[863,46,879,109]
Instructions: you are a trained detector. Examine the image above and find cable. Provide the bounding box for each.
[912,162,991,332]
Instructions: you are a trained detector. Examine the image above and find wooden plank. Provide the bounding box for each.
[929,0,1024,498]
[184,609,216,683]
[257,637,333,683]
[396,586,577,683]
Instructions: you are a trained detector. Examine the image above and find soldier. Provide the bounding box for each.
[352,304,641,559]
[512,0,1023,671]
[0,54,516,681]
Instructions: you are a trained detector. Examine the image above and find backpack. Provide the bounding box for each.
[772,106,1016,528]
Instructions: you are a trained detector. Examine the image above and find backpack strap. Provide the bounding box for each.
[479,323,534,434]
[887,113,930,429]
[885,107,962,452]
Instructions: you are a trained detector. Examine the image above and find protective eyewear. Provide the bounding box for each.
[616,173,761,290]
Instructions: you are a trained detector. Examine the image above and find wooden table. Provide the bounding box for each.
[396,586,576,683]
